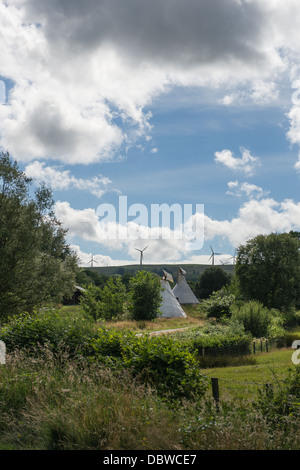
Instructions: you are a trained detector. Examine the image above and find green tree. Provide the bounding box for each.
[80,276,127,320]
[235,232,300,310]
[194,266,232,299]
[0,151,78,319]
[128,271,162,321]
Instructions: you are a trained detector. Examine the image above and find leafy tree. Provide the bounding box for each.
[128,271,162,321]
[80,276,127,320]
[194,266,232,299]
[235,232,300,310]
[0,151,78,319]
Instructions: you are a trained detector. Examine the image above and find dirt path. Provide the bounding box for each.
[136,327,191,337]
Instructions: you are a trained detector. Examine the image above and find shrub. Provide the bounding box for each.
[199,291,235,319]
[231,301,272,338]
[87,329,208,400]
[80,277,127,321]
[128,271,162,321]
[0,309,97,356]
[255,366,300,422]
[173,322,252,357]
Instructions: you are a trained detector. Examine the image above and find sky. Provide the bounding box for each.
[1,0,300,267]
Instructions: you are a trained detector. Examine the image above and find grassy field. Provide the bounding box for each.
[203,348,295,401]
[1,304,300,450]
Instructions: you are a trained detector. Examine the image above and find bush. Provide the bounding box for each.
[87,329,208,400]
[199,291,235,319]
[80,277,127,321]
[173,321,252,357]
[255,366,300,422]
[231,301,272,338]
[0,309,97,356]
[128,271,162,321]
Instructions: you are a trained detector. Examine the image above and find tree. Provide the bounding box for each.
[194,266,232,299]
[128,271,162,321]
[0,151,78,319]
[235,232,300,310]
[80,276,127,320]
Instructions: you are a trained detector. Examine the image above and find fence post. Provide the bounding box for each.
[266,339,268,353]
[202,347,205,357]
[253,341,256,354]
[211,377,220,411]
[260,340,263,353]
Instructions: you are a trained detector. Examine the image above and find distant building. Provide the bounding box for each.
[63,285,86,305]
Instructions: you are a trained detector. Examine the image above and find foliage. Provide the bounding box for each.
[128,271,162,321]
[255,366,300,423]
[88,329,208,400]
[194,266,232,299]
[235,232,300,310]
[173,321,252,357]
[76,269,109,288]
[79,277,127,321]
[0,151,78,319]
[231,301,273,338]
[0,309,97,356]
[199,290,236,319]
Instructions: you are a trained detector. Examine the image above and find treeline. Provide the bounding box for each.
[0,152,78,320]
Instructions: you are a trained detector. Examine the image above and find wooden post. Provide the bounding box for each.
[260,340,263,353]
[253,341,256,354]
[266,339,268,353]
[211,377,220,410]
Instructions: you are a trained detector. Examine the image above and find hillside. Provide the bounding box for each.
[84,264,235,282]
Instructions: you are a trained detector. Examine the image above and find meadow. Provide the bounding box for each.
[0,303,300,451]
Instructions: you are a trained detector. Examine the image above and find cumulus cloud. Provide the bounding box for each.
[25,161,117,198]
[226,180,269,198]
[214,148,260,175]
[55,196,300,264]
[0,0,293,164]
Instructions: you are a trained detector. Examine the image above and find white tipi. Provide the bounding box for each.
[172,267,199,304]
[159,270,187,318]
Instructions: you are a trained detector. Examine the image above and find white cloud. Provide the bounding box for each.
[24,161,116,198]
[202,197,300,247]
[0,0,293,164]
[226,180,269,199]
[56,197,300,264]
[214,148,260,175]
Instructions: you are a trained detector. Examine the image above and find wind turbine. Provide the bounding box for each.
[227,249,237,265]
[209,245,221,266]
[135,246,148,265]
[220,259,230,266]
[88,254,98,268]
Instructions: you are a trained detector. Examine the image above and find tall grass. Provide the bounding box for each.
[1,346,300,450]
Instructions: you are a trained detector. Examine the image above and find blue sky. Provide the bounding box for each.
[1,0,300,266]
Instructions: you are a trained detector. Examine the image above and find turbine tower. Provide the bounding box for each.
[88,254,98,268]
[135,246,148,265]
[209,245,221,266]
[228,249,237,265]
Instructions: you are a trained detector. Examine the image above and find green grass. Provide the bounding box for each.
[203,348,295,401]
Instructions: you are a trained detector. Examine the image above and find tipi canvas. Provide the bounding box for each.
[159,270,187,318]
[173,267,199,304]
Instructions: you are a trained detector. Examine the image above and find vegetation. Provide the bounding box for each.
[128,270,163,321]
[1,158,300,451]
[194,266,232,299]
[0,152,78,320]
[235,232,300,310]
